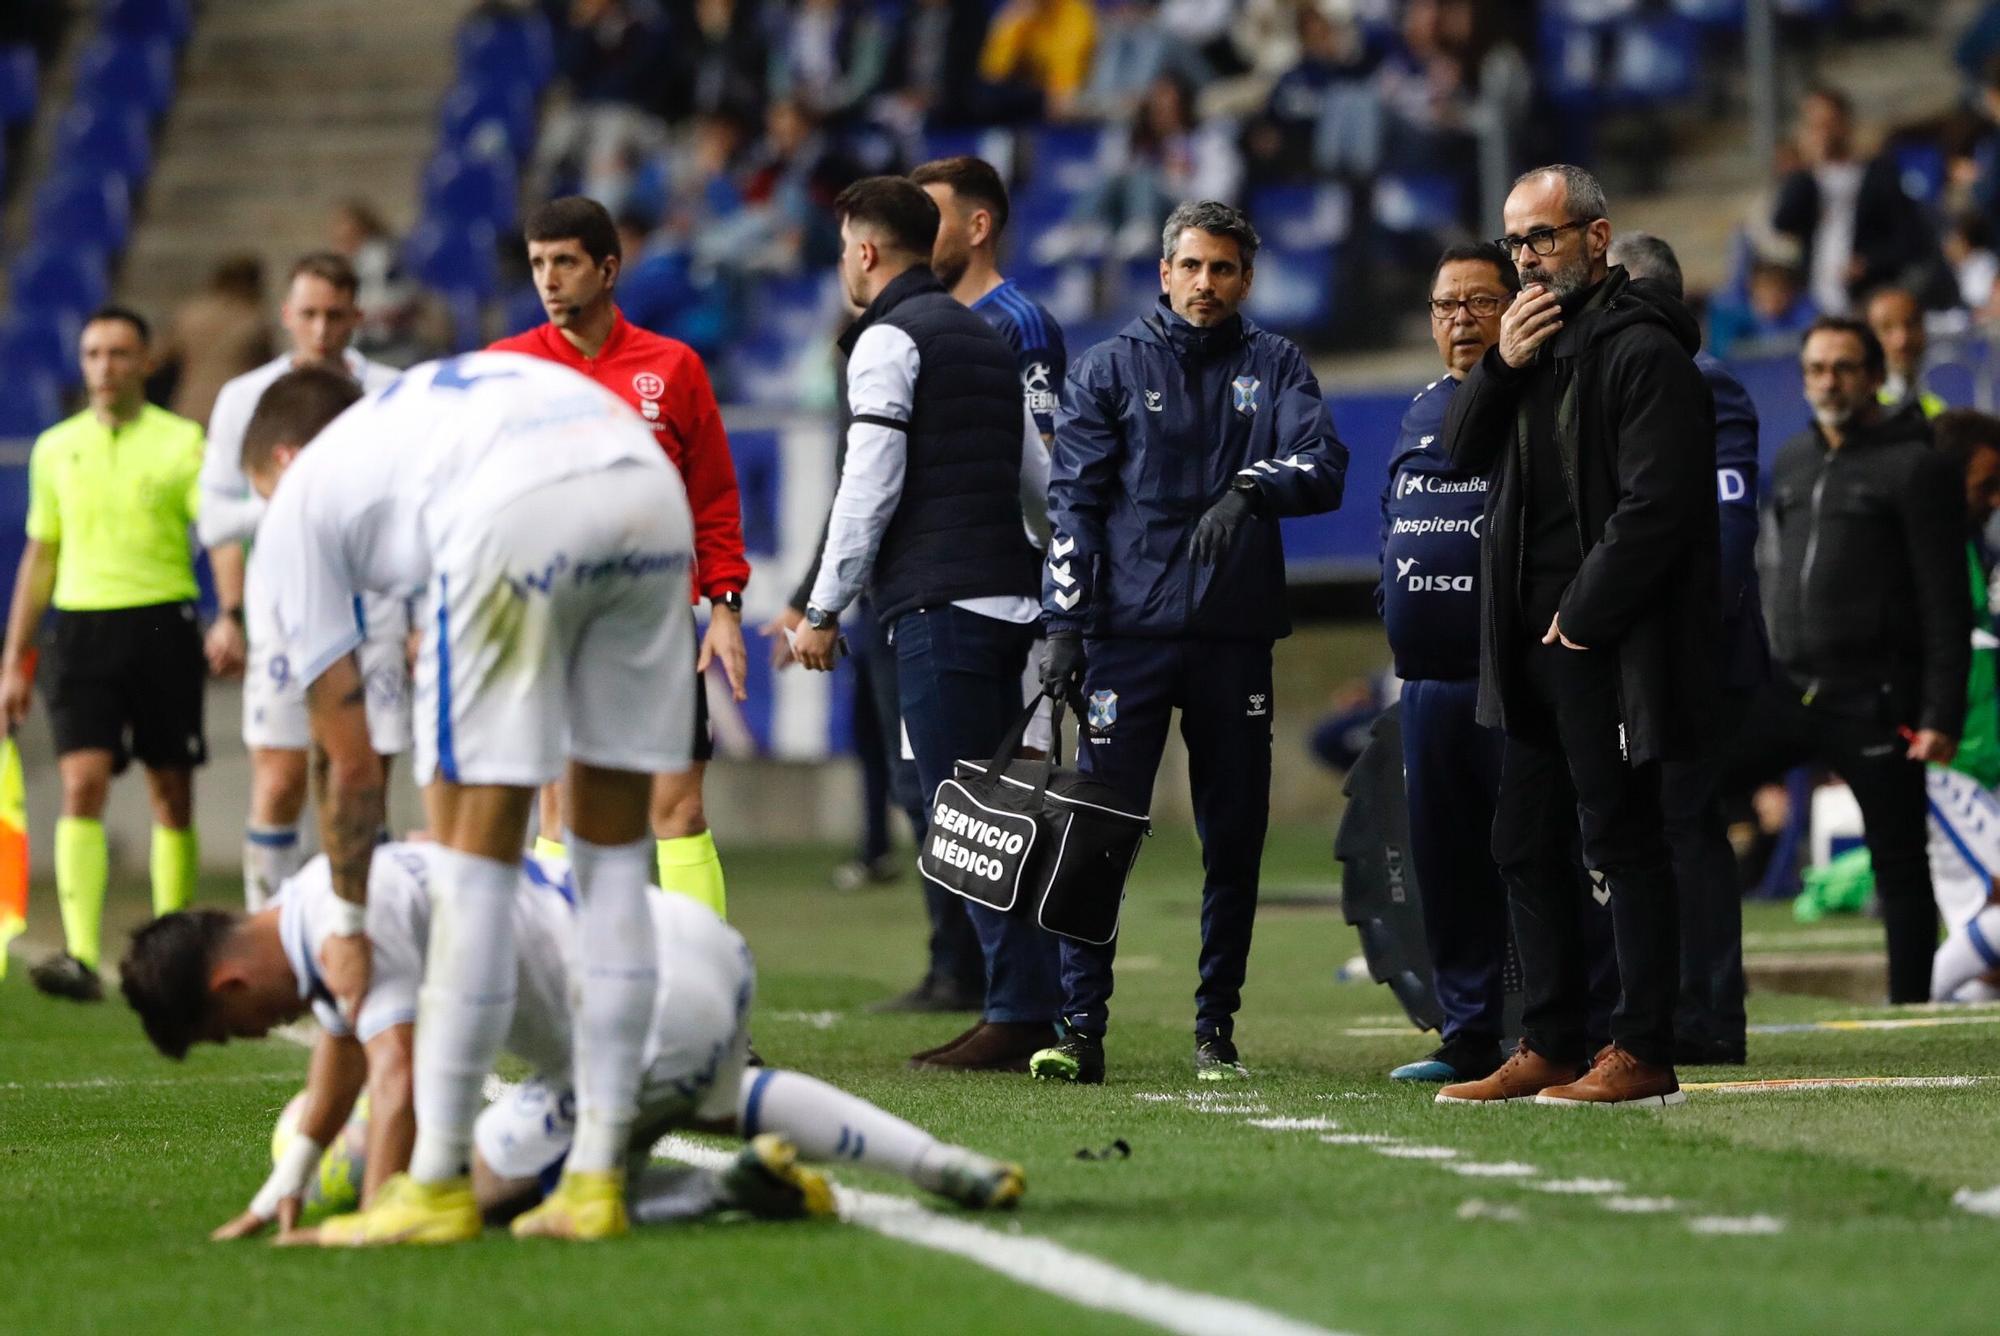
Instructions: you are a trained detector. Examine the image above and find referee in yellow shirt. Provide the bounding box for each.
[1,307,208,1001]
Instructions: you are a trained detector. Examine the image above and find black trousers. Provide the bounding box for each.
[1492,638,1679,1066]
[1663,689,1750,1052]
[1727,677,1937,1004]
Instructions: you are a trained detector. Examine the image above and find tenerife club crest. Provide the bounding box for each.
[1087,689,1119,734]
[1232,376,1261,418]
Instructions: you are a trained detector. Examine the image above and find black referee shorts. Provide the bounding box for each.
[48,601,208,773]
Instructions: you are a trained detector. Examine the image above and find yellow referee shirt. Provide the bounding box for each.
[24,405,204,612]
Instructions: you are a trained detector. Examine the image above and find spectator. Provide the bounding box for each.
[1942,209,2000,314]
[1244,3,1383,185]
[1709,251,1818,360]
[661,0,769,125]
[767,0,890,125]
[703,98,861,277]
[1376,0,1479,173]
[976,0,1097,122]
[152,255,273,428]
[1439,165,1718,1108]
[1034,200,1348,1085]
[533,0,674,210]
[1042,74,1244,262]
[1772,87,1942,316]
[1866,285,1948,418]
[1610,231,1769,1068]
[2,309,208,1003]
[1736,316,1968,1005]
[1076,0,1176,123]
[792,178,1061,1072]
[877,0,991,128]
[329,198,422,363]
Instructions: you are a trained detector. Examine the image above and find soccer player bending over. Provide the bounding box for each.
[238,355,693,1242]
[119,844,1024,1241]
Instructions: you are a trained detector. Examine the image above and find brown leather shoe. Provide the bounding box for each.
[1435,1040,1585,1104]
[909,1021,1057,1072]
[909,1022,985,1064]
[1536,1044,1685,1107]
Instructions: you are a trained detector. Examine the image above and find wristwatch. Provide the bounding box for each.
[711,590,743,616]
[224,605,246,627]
[1230,474,1264,507]
[803,604,836,630]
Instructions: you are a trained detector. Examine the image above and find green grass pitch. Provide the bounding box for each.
[3,824,1997,1335]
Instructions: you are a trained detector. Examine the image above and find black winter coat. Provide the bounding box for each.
[1443,267,1720,765]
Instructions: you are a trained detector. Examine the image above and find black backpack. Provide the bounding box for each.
[919,695,1150,945]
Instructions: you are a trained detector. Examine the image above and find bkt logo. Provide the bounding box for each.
[1397,558,1473,593]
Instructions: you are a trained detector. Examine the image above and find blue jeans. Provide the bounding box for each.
[893,606,1061,1024]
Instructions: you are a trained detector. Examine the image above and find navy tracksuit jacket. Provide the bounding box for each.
[1045,299,1347,1039]
[1379,374,1512,1043]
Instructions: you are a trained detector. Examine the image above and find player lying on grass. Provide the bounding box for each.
[119,843,1025,1242]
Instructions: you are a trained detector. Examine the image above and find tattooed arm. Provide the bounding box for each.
[306,651,384,1013]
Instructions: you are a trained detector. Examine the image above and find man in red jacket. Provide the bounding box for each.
[492,197,749,916]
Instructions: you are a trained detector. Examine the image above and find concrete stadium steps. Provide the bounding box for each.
[118,0,466,319]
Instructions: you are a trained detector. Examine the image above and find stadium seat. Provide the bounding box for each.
[32,173,133,254]
[1245,246,1341,337]
[0,44,38,127]
[406,217,500,300]
[73,35,177,122]
[1248,183,1352,252]
[0,312,84,390]
[55,103,153,184]
[499,283,546,338]
[99,0,195,47]
[1027,125,1110,198]
[423,151,518,233]
[0,372,63,439]
[9,247,111,322]
[1611,15,1700,106]
[438,81,537,166]
[1671,0,1746,28]
[1372,173,1462,235]
[1892,141,1945,207]
[456,11,557,95]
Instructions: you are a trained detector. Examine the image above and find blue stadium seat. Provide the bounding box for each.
[1549,0,1642,24]
[10,247,110,322]
[1671,0,1746,28]
[405,217,500,302]
[1027,125,1109,199]
[0,44,39,127]
[456,11,556,95]
[747,271,829,348]
[438,81,537,165]
[499,283,546,338]
[55,103,153,184]
[0,372,63,439]
[1372,173,1462,235]
[1892,141,1945,207]
[1611,15,1700,106]
[73,34,177,122]
[0,312,84,390]
[423,151,518,233]
[100,0,195,47]
[1248,183,1351,252]
[32,173,133,253]
[1245,247,1340,337]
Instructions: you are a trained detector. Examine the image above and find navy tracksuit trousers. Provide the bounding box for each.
[1063,636,1273,1040]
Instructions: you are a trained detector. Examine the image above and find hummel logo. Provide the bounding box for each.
[1050,535,1075,558]
[1420,435,1435,446]
[1144,390,1163,412]
[1589,868,1611,906]
[1247,693,1269,718]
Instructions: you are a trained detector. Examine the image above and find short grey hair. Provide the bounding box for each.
[1607,232,1683,300]
[1161,200,1260,269]
[1512,164,1609,225]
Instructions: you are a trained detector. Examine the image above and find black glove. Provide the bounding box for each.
[1190,486,1260,566]
[1040,632,1085,700]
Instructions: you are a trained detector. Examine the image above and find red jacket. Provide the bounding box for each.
[490,312,749,601]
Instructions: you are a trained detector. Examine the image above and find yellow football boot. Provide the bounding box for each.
[316,1173,481,1246]
[510,1169,631,1240]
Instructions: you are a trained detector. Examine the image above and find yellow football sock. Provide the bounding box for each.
[151,825,199,916]
[533,835,567,862]
[657,831,726,917]
[55,816,108,968]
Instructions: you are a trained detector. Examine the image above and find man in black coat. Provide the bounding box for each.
[1438,165,1719,1108]
[1731,317,1967,1004]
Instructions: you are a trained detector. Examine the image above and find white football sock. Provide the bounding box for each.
[565,832,658,1175]
[243,825,305,912]
[408,848,519,1184]
[736,1067,945,1189]
[1933,904,2000,1002]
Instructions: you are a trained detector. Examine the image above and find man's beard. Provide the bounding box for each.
[1540,252,1592,297]
[1811,401,1856,432]
[931,247,968,291]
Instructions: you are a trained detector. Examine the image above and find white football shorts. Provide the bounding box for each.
[244,591,413,755]
[413,460,695,787]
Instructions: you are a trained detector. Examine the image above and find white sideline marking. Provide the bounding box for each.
[1531,1178,1625,1195]
[767,1010,843,1030]
[1245,1117,1342,1132]
[1373,1145,1459,1160]
[1455,1199,1526,1223]
[1687,1214,1786,1236]
[1953,1185,2000,1218]
[0,1071,298,1093]
[1443,1161,1538,1178]
[1683,1075,1984,1094]
[1601,1196,1679,1214]
[1191,1103,1270,1115]
[1320,1134,1399,1146]
[1342,1028,1420,1038]
[654,1134,1352,1336]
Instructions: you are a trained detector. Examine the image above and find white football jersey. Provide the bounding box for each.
[196,349,401,549]
[251,352,667,688]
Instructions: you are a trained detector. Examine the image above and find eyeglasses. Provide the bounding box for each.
[1494,218,1600,257]
[1428,295,1506,321]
